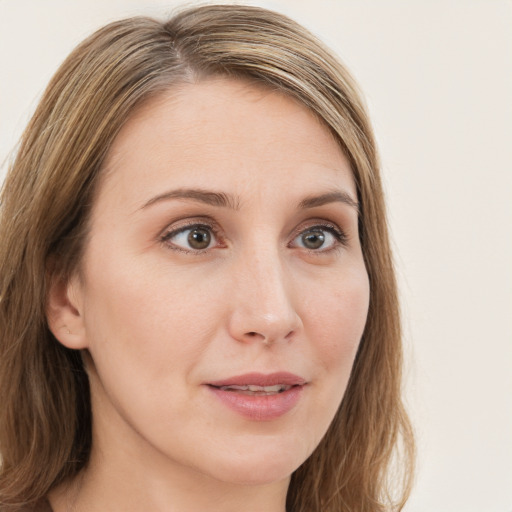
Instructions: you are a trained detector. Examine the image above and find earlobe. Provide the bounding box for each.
[46,271,88,350]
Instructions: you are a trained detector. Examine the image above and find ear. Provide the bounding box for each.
[46,270,88,350]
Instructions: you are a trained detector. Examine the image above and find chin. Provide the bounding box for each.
[213,463,294,487]
[202,437,311,486]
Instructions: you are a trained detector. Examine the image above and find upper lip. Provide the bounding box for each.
[207,372,306,388]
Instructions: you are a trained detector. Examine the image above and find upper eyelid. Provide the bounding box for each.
[160,218,218,238]
[161,218,343,234]
[290,219,346,238]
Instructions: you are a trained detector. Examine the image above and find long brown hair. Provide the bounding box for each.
[0,5,414,511]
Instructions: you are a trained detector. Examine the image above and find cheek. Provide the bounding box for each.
[306,267,369,382]
[81,253,226,380]
[80,257,230,438]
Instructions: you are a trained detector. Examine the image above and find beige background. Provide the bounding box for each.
[1,1,511,510]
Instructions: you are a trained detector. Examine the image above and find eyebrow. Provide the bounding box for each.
[298,191,360,213]
[140,188,240,211]
[140,187,359,213]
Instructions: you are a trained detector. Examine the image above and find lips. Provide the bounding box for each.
[206,372,306,421]
[208,371,306,388]
[216,384,292,395]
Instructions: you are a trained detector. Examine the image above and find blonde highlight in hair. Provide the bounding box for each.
[0,5,414,511]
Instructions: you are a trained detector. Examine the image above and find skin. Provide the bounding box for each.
[48,78,370,512]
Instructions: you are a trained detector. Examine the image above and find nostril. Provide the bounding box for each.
[244,331,270,345]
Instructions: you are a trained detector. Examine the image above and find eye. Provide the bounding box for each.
[161,224,218,252]
[290,224,346,252]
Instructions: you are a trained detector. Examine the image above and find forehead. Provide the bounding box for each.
[99,77,355,208]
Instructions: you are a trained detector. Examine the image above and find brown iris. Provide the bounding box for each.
[188,227,211,249]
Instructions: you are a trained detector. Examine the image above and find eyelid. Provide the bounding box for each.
[160,218,214,238]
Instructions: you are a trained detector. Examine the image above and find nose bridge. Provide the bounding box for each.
[229,241,300,343]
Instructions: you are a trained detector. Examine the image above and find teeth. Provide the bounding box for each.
[219,384,292,394]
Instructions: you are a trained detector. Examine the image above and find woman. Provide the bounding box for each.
[0,5,414,512]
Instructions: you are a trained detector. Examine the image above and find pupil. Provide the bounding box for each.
[188,228,211,249]
[303,231,325,249]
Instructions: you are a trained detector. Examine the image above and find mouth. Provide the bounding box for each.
[205,372,306,421]
[210,383,296,395]
[207,371,306,391]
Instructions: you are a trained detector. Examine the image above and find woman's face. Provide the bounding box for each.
[58,78,369,486]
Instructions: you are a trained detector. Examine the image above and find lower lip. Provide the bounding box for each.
[207,385,304,421]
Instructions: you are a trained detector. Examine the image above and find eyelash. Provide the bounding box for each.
[159,219,348,255]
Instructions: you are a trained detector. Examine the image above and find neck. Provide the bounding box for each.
[49,463,289,512]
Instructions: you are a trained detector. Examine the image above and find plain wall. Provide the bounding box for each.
[1,1,511,511]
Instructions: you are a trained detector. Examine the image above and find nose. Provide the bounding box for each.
[227,248,302,346]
